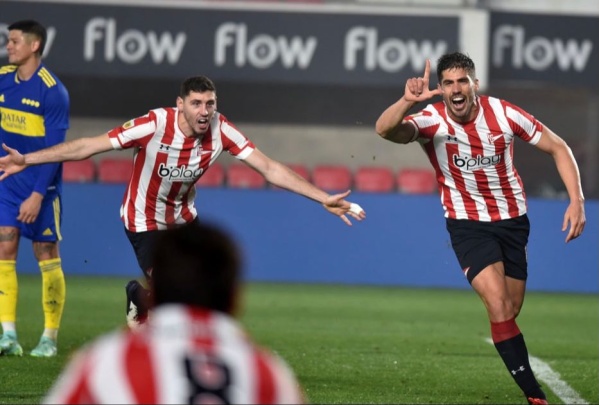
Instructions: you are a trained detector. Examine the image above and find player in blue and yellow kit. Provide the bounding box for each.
[0,20,69,357]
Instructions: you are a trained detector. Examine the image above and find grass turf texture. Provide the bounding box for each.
[1,275,597,404]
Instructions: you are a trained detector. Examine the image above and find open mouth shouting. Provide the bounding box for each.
[451,95,467,111]
[197,118,209,131]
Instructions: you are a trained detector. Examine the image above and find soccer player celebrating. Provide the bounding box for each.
[0,20,69,357]
[43,221,305,404]
[0,75,366,329]
[374,52,585,405]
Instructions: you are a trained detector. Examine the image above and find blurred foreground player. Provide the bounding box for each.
[43,221,305,404]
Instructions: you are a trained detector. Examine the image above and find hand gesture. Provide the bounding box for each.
[404,59,442,103]
[0,143,27,180]
[322,190,366,226]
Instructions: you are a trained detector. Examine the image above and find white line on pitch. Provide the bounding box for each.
[484,338,589,405]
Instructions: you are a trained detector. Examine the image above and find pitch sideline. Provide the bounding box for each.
[484,338,589,404]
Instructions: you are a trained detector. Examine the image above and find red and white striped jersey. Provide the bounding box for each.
[405,95,543,221]
[107,108,255,232]
[43,305,305,404]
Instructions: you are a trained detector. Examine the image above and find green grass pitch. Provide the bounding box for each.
[1,275,597,404]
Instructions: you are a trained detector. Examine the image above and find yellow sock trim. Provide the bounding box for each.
[39,258,66,330]
[0,260,18,323]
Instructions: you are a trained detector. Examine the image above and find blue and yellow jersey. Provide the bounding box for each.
[0,63,69,200]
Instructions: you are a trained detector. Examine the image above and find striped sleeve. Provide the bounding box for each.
[504,101,543,145]
[217,114,255,159]
[108,110,159,150]
[42,347,98,404]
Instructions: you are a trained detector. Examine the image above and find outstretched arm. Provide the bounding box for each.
[534,126,586,242]
[375,59,442,143]
[243,148,366,226]
[0,133,113,180]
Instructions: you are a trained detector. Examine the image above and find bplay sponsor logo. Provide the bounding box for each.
[453,154,501,171]
[158,163,202,181]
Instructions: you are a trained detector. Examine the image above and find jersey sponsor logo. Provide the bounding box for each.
[452,154,501,171]
[0,107,45,136]
[487,133,504,143]
[158,163,202,181]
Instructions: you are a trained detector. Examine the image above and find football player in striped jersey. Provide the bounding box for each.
[0,75,365,332]
[375,52,585,405]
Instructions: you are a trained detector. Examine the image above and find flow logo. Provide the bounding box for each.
[493,24,593,72]
[344,26,448,72]
[84,17,187,64]
[214,22,317,69]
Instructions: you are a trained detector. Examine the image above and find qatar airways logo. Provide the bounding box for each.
[158,163,202,181]
[453,154,501,171]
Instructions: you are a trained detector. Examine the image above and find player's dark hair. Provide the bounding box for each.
[180,76,217,98]
[150,222,241,314]
[8,20,47,56]
[436,52,476,82]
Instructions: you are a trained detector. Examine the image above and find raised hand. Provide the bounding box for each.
[404,59,443,103]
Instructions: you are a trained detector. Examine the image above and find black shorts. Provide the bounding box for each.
[124,219,200,279]
[446,214,530,284]
[124,227,162,280]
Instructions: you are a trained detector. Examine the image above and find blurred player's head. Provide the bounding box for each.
[150,222,242,315]
[7,20,47,62]
[436,52,479,123]
[177,76,217,137]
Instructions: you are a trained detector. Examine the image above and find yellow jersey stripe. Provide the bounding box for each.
[53,197,62,241]
[38,68,57,88]
[0,65,17,75]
